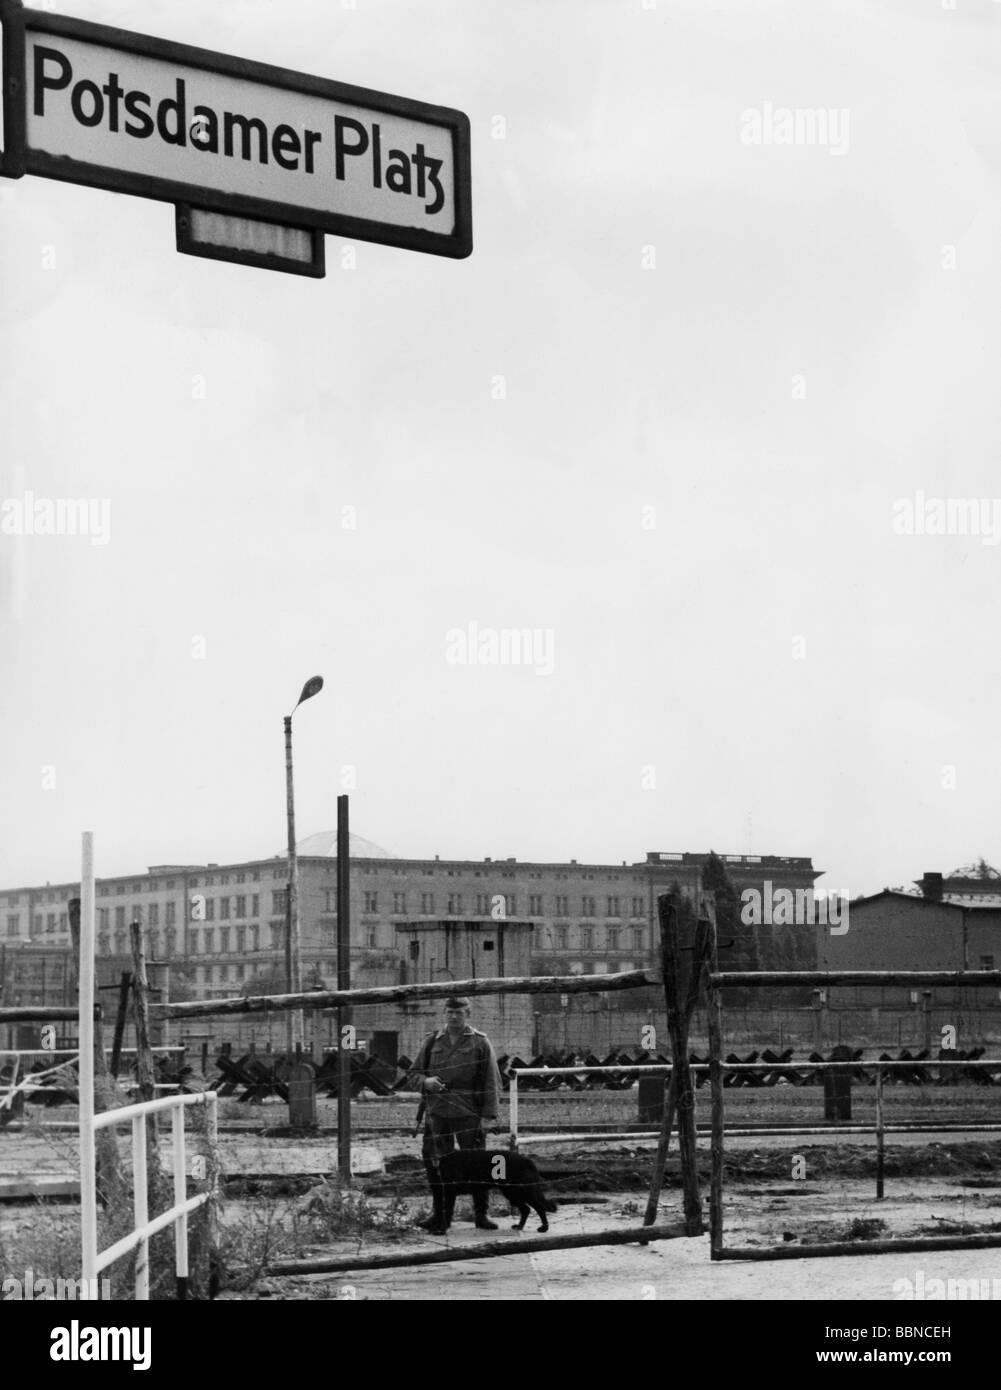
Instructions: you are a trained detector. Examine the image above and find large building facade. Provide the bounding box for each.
[0,840,819,1056]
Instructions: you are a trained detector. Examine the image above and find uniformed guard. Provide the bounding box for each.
[408,996,502,1234]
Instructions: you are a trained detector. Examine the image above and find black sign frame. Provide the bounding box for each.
[0,0,472,260]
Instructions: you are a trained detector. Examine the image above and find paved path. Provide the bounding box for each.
[275,1196,1001,1301]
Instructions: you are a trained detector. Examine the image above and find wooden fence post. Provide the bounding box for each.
[706,898,725,1258]
[130,922,160,1180]
[643,900,710,1229]
[69,898,125,1209]
[109,971,132,1079]
[658,893,703,1237]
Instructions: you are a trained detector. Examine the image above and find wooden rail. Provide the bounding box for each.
[159,967,663,1019]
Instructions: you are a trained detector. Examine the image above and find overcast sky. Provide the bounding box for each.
[2,0,1001,898]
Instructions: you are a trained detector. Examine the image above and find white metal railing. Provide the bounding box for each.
[78,833,219,1300]
[0,1047,188,1110]
[508,1063,673,1147]
[506,1059,1001,1148]
[0,1053,75,1111]
[83,1090,218,1300]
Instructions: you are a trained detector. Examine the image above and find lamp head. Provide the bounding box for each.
[293,675,324,713]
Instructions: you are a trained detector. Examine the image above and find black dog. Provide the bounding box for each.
[437,1149,558,1232]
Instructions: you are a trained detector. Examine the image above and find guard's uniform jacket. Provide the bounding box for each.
[410,1025,501,1122]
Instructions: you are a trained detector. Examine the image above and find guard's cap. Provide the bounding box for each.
[444,996,471,1010]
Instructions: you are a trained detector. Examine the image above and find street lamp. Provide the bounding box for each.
[285,675,323,1056]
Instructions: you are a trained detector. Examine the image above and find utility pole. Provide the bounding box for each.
[283,675,324,1057]
[284,714,301,1056]
[337,794,351,1182]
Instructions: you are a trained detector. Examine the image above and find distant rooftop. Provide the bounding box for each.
[643,851,815,868]
[914,865,1001,902]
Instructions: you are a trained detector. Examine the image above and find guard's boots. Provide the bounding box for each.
[473,1189,498,1231]
[417,1161,447,1234]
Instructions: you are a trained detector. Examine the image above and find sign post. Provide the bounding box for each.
[0,1,472,274]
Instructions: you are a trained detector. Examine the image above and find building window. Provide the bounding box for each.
[272,889,287,916]
[421,893,435,914]
[148,903,159,927]
[6,915,18,937]
[582,896,595,918]
[555,895,568,917]
[365,925,377,948]
[447,893,462,914]
[46,913,56,933]
[529,895,543,915]
[205,898,215,921]
[632,928,644,951]
[606,896,620,917]
[98,908,109,930]
[236,926,246,953]
[165,902,176,926]
[581,926,594,950]
[219,897,230,920]
[607,927,620,951]
[115,906,125,929]
[270,923,283,949]
[980,955,996,970]
[505,894,516,916]
[555,926,568,950]
[220,928,230,953]
[475,894,489,915]
[148,931,160,958]
[393,892,406,914]
[364,892,378,913]
[236,872,245,884]
[235,895,246,918]
[249,925,259,952]
[204,929,215,955]
[324,889,336,913]
[165,927,176,955]
[251,894,259,916]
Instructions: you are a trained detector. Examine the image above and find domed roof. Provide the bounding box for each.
[950,861,1001,880]
[295,830,391,859]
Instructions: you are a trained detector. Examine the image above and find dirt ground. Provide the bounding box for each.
[2,1089,1000,1301]
[247,1181,1001,1302]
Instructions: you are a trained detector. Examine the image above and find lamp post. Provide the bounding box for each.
[285,675,323,1056]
